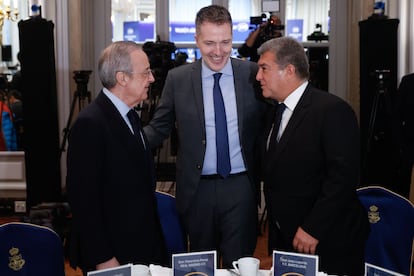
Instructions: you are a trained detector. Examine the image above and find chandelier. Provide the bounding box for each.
[0,0,18,22]
[0,0,19,45]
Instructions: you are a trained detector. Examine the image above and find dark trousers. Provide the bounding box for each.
[184,174,258,268]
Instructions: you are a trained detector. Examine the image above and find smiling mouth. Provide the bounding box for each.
[212,55,223,62]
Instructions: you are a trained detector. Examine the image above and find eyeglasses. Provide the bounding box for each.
[121,69,154,78]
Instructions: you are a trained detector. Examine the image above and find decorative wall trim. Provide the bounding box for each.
[0,152,26,198]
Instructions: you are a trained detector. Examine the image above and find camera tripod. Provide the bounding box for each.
[362,69,392,172]
[59,70,92,159]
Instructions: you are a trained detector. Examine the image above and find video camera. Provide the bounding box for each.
[250,13,284,29]
[250,14,267,26]
[250,13,285,41]
[142,40,177,124]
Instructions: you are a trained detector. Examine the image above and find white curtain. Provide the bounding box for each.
[169,0,211,22]
[389,0,414,82]
[228,0,262,20]
[286,0,330,40]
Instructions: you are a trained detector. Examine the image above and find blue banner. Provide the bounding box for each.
[124,21,251,43]
[286,19,303,42]
[123,21,154,42]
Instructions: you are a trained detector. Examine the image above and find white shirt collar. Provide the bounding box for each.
[201,58,233,78]
[283,81,308,112]
[102,87,131,117]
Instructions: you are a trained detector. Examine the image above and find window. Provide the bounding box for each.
[228,0,262,43]
[285,0,330,42]
[112,0,156,43]
[169,0,211,44]
[111,0,330,61]
[112,0,261,45]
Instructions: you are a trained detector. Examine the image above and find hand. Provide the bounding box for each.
[96,257,120,270]
[292,227,319,255]
[245,27,262,47]
[259,21,268,29]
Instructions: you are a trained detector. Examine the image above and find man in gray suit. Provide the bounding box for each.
[144,5,265,268]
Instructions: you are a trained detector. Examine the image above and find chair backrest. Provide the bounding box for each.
[0,222,65,276]
[357,186,414,275]
[155,190,187,260]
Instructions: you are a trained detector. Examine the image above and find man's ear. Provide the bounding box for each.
[285,64,296,77]
[116,71,127,86]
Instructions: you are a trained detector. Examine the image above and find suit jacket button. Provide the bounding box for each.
[196,165,202,170]
[202,140,206,145]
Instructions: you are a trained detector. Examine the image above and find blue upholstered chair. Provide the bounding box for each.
[155,190,187,260]
[0,222,65,276]
[357,186,414,275]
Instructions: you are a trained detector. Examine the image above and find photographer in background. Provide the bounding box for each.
[238,14,283,62]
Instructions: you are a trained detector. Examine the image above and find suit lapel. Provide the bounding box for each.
[95,92,156,186]
[191,60,206,132]
[231,59,245,136]
[274,85,312,155]
[96,92,147,157]
[191,59,249,139]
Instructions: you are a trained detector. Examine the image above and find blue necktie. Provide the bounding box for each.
[267,103,286,151]
[213,73,231,178]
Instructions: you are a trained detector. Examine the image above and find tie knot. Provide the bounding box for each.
[277,103,286,114]
[273,103,286,125]
[213,73,222,83]
[127,109,140,125]
[127,109,136,119]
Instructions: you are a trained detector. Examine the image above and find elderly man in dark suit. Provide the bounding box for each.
[66,41,168,275]
[144,5,265,268]
[396,73,414,198]
[256,36,370,275]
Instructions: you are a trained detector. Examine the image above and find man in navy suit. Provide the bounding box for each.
[256,37,369,275]
[144,5,265,268]
[66,41,168,274]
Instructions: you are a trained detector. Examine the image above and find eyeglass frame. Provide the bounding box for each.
[118,69,155,78]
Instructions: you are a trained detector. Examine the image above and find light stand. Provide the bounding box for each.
[362,69,392,171]
[59,70,92,158]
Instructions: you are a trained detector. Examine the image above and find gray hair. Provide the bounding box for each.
[98,41,142,89]
[257,37,310,80]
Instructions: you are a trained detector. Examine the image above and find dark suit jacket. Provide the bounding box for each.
[144,58,265,214]
[66,92,167,272]
[262,84,369,269]
[395,73,414,197]
[396,73,414,161]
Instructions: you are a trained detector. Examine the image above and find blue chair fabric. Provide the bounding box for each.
[155,190,187,259]
[357,186,414,275]
[0,222,65,276]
